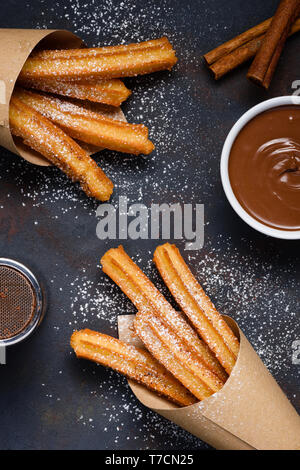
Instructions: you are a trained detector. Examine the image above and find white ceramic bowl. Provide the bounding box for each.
[220,96,300,240]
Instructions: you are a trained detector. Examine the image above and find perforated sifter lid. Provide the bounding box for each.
[0,259,44,346]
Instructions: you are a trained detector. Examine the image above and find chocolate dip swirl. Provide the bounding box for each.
[229,106,300,231]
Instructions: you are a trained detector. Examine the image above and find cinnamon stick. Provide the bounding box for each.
[209,34,265,80]
[247,0,300,89]
[204,17,300,80]
[204,18,272,66]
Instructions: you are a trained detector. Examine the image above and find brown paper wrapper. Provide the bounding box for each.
[0,29,125,166]
[118,314,300,450]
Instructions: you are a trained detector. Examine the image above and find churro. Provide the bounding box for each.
[9,96,113,201]
[101,246,227,383]
[71,329,196,406]
[135,310,224,398]
[18,77,131,107]
[19,37,178,81]
[153,244,239,374]
[14,88,155,155]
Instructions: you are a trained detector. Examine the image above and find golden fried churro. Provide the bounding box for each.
[14,88,154,155]
[153,244,239,374]
[135,310,224,396]
[101,246,227,383]
[135,313,214,401]
[9,96,113,201]
[71,329,196,406]
[18,77,131,107]
[19,37,178,81]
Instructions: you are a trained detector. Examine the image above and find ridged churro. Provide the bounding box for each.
[18,77,131,107]
[71,329,196,406]
[153,244,239,374]
[19,37,178,81]
[14,88,154,155]
[9,96,113,201]
[101,246,227,383]
[135,310,224,399]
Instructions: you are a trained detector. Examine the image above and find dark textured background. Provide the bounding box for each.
[0,0,299,450]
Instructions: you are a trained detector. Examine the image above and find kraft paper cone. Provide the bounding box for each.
[0,29,125,166]
[118,314,300,450]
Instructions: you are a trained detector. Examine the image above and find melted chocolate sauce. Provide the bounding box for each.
[229,106,300,231]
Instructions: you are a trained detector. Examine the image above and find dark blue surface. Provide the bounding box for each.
[0,0,299,450]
